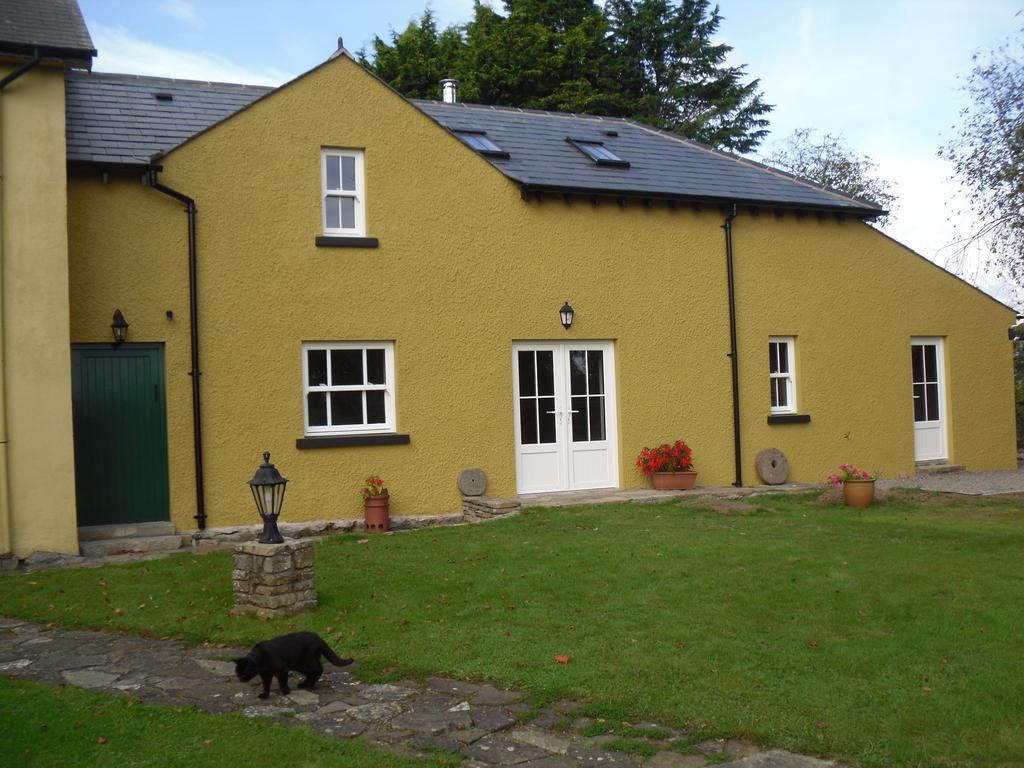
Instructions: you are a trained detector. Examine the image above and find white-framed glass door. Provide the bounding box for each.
[512,341,619,494]
[911,337,947,462]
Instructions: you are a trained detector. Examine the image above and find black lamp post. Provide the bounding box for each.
[248,451,287,544]
[559,301,574,330]
[111,309,129,345]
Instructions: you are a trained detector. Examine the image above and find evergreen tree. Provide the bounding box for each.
[359,10,465,100]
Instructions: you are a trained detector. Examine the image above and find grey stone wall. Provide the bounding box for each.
[233,539,317,619]
[461,496,521,521]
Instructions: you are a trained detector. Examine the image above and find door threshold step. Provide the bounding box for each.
[78,521,175,541]
[79,534,182,558]
[915,463,965,475]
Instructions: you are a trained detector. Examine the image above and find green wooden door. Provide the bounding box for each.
[71,344,170,526]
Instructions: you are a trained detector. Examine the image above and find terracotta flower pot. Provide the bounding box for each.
[364,492,390,532]
[651,471,698,490]
[842,479,875,508]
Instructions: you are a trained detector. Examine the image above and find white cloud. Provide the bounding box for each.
[158,0,203,30]
[91,24,291,86]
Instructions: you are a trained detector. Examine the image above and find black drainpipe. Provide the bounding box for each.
[722,203,743,487]
[0,49,42,90]
[147,170,207,529]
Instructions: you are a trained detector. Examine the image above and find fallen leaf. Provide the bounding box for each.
[97,737,107,745]
[816,722,830,730]
[922,686,932,693]
[112,609,123,616]
[554,655,571,664]
[808,639,818,648]
[357,539,369,544]
[325,626,334,634]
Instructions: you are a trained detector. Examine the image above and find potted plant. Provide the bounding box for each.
[361,475,389,532]
[825,464,881,508]
[637,440,698,490]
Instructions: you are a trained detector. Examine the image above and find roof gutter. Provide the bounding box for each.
[0,48,42,556]
[722,203,743,487]
[146,170,207,531]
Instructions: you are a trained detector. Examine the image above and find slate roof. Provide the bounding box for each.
[414,100,882,215]
[65,71,271,166]
[0,0,95,64]
[64,69,881,216]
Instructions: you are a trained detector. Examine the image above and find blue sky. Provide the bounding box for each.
[77,0,1022,304]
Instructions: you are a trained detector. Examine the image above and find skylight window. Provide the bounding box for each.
[454,130,510,159]
[567,138,630,168]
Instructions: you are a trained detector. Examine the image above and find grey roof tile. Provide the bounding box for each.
[0,0,94,61]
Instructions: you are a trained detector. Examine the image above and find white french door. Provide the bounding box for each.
[512,341,619,494]
[911,338,948,462]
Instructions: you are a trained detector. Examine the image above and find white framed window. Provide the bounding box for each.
[769,336,796,414]
[321,149,366,236]
[302,342,395,435]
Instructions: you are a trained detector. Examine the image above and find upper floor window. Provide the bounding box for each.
[321,149,365,236]
[302,342,395,435]
[769,336,796,413]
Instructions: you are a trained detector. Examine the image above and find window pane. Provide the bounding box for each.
[911,346,923,383]
[341,156,356,191]
[569,351,587,396]
[330,391,363,425]
[538,397,556,443]
[331,349,363,385]
[367,349,385,384]
[913,383,926,421]
[571,395,588,442]
[307,349,327,386]
[537,351,554,396]
[924,345,937,382]
[325,155,340,190]
[518,351,536,397]
[324,196,340,229]
[366,390,385,424]
[587,351,604,394]
[520,399,537,444]
[770,378,779,409]
[340,197,356,230]
[307,392,328,426]
[589,396,605,441]
[776,378,788,408]
[769,343,779,374]
[777,343,789,374]
[925,383,939,422]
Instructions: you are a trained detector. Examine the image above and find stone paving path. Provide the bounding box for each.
[0,617,844,768]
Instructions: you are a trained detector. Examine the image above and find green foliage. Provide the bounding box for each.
[361,0,771,151]
[765,129,897,225]
[940,29,1024,289]
[3,491,1024,767]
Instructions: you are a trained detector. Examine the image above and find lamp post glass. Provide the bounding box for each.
[248,451,287,544]
[559,301,574,330]
[111,309,129,344]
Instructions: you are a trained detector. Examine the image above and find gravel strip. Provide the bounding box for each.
[879,465,1024,496]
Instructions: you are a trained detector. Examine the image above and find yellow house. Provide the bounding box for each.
[1,1,1017,560]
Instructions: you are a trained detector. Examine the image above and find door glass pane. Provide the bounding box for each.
[570,351,587,396]
[587,351,604,394]
[537,351,554,396]
[341,156,356,191]
[589,396,605,440]
[340,197,356,230]
[366,349,385,384]
[307,349,327,386]
[924,345,937,382]
[571,395,588,442]
[911,346,923,383]
[538,396,556,443]
[324,196,340,229]
[325,155,340,190]
[331,349,363,385]
[520,399,537,444]
[518,351,536,396]
[307,392,327,426]
[330,391,363,424]
[913,383,926,421]
[366,390,385,424]
[925,383,939,422]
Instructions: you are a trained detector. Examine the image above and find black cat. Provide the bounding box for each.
[234,631,353,699]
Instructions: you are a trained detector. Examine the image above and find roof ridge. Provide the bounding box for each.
[67,70,275,91]
[409,98,631,124]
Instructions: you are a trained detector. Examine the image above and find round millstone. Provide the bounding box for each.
[458,468,487,496]
[755,448,789,485]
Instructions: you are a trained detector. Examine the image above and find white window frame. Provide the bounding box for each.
[302,341,395,435]
[769,336,797,414]
[321,149,366,236]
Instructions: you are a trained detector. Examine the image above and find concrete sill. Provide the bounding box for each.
[296,434,410,449]
[767,413,811,425]
[314,236,379,248]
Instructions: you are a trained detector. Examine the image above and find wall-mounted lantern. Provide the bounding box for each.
[559,301,574,331]
[248,451,287,544]
[111,309,129,345]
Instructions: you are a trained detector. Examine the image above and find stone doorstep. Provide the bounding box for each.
[79,534,183,558]
[78,522,176,541]
[914,463,966,475]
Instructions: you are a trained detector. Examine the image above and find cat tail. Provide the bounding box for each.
[320,639,354,667]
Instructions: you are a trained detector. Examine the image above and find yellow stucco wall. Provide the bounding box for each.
[66,54,1016,533]
[1,64,79,556]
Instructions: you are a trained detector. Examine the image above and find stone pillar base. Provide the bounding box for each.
[233,539,317,619]
[462,496,522,521]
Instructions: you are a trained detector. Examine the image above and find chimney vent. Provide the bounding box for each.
[441,78,459,104]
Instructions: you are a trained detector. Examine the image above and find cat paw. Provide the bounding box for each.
[257,693,269,699]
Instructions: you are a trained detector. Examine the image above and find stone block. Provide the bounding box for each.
[233,553,253,571]
[293,544,315,568]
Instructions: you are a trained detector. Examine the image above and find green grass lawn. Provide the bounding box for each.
[2,489,1023,767]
